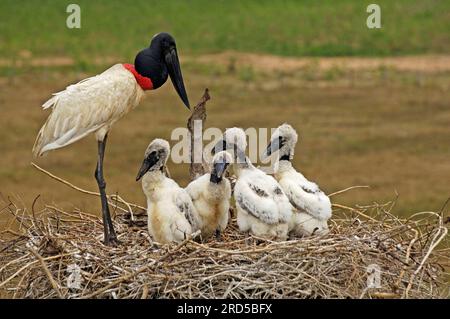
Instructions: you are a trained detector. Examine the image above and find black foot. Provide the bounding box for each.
[104,235,121,247]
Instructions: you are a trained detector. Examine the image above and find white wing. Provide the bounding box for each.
[234,171,292,224]
[175,188,200,231]
[170,214,193,243]
[185,174,207,202]
[271,180,294,224]
[281,171,332,221]
[33,64,143,156]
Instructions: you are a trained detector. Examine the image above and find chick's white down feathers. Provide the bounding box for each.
[221,128,293,240]
[269,124,332,237]
[185,151,232,239]
[140,139,200,243]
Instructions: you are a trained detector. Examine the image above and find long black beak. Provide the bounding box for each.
[211,139,227,155]
[165,47,190,109]
[210,162,229,184]
[136,151,160,181]
[264,136,284,158]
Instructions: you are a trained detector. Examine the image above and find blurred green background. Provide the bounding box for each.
[1,0,449,63]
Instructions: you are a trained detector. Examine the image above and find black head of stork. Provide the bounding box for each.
[263,123,298,161]
[135,32,190,109]
[136,138,170,181]
[210,151,232,184]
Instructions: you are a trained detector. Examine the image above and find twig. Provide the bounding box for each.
[31,194,45,235]
[141,284,149,299]
[28,248,63,298]
[31,162,145,212]
[404,223,447,298]
[332,203,378,222]
[328,186,370,197]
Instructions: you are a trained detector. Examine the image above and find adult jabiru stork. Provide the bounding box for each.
[32,33,190,246]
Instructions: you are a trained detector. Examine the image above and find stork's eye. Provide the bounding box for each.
[158,149,166,157]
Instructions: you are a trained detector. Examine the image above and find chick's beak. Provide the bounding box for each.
[136,151,160,181]
[210,162,228,184]
[264,136,284,158]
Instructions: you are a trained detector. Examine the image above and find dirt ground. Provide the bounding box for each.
[192,52,450,73]
[2,51,450,72]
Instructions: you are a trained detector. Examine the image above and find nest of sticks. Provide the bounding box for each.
[0,167,448,299]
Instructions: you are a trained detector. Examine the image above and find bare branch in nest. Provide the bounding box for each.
[30,162,146,214]
[187,88,210,181]
[328,185,370,197]
[28,248,63,298]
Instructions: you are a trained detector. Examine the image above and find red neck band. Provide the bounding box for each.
[122,63,153,90]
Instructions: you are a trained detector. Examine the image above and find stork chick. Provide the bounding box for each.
[185,151,232,240]
[264,124,331,237]
[136,139,199,244]
[214,128,293,240]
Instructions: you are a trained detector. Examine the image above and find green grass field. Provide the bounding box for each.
[1,0,449,66]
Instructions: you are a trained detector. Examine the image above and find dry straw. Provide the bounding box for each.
[0,164,448,299]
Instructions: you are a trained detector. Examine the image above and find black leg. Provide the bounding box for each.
[215,229,221,241]
[94,134,119,246]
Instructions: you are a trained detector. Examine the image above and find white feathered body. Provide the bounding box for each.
[142,171,199,244]
[275,161,331,237]
[234,165,293,240]
[33,64,145,156]
[289,212,329,237]
[186,174,231,239]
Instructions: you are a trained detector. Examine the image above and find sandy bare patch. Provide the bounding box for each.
[0,56,119,68]
[0,56,74,68]
[1,51,450,73]
[190,51,450,73]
